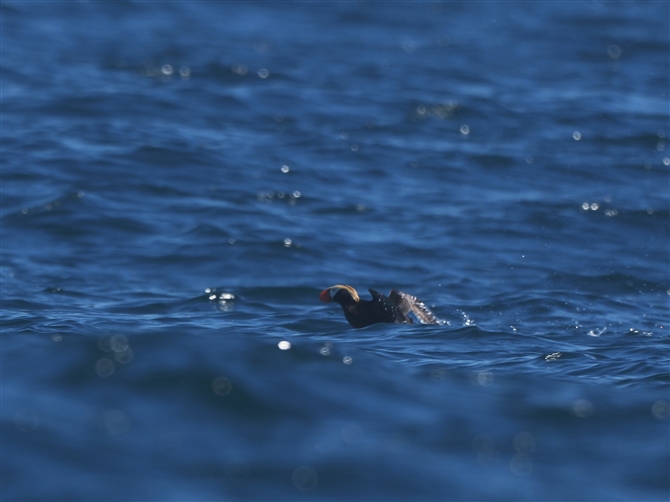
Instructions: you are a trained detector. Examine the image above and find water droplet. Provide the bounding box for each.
[95,358,115,377]
[607,45,622,59]
[510,453,533,475]
[341,423,364,444]
[14,408,39,432]
[401,39,417,53]
[572,399,595,418]
[101,409,129,434]
[472,434,499,467]
[652,400,670,419]
[587,327,606,337]
[513,432,536,454]
[110,334,129,353]
[292,466,318,491]
[114,347,133,364]
[212,376,232,396]
[476,370,494,386]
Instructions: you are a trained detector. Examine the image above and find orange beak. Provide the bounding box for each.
[319,289,333,302]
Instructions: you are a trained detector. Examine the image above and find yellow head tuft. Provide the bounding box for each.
[325,284,360,302]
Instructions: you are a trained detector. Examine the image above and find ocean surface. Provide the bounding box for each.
[2,2,669,500]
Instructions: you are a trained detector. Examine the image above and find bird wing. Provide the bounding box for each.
[368,289,413,324]
[389,290,439,325]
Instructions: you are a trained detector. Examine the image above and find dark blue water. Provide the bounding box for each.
[3,2,669,500]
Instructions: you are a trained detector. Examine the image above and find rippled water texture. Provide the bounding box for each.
[2,2,669,501]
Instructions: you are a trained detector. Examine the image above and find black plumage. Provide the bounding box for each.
[319,285,438,329]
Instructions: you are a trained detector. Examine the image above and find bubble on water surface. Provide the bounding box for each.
[101,409,129,434]
[114,347,133,364]
[476,371,494,386]
[607,45,622,59]
[212,376,233,396]
[95,358,115,377]
[472,434,499,467]
[401,38,417,53]
[652,400,670,419]
[341,423,364,444]
[513,432,536,454]
[110,334,129,353]
[14,408,39,432]
[572,399,595,418]
[292,466,318,491]
[510,453,533,475]
[231,64,248,75]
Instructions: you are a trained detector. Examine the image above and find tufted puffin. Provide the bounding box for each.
[319,284,438,329]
